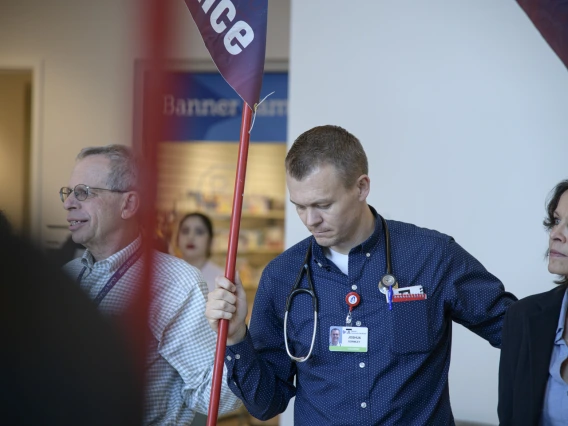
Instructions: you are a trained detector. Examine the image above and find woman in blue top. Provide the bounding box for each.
[498,180,568,426]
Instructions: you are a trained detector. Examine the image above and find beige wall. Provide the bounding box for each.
[0,0,143,247]
[0,0,290,247]
[0,71,31,233]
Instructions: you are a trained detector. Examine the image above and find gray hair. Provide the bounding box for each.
[76,145,139,191]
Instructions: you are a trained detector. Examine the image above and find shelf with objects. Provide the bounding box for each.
[154,141,287,426]
[163,188,286,314]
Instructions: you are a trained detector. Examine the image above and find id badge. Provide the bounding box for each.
[329,326,368,352]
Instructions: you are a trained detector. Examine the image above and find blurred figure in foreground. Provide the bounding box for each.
[0,211,141,426]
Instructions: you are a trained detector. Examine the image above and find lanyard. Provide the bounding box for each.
[77,247,143,306]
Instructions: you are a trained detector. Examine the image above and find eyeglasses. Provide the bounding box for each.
[59,184,128,202]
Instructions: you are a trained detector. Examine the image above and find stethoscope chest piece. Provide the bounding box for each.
[378,273,398,295]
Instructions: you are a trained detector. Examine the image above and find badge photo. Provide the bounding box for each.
[329,326,368,352]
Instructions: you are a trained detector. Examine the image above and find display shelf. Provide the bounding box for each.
[243,282,259,290]
[207,210,285,220]
[161,194,285,324]
[212,247,283,256]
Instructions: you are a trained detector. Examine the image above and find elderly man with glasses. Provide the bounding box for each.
[60,145,240,425]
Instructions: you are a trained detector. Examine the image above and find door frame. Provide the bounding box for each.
[0,59,44,242]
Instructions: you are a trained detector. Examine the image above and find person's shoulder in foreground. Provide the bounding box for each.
[0,212,141,426]
[506,285,564,316]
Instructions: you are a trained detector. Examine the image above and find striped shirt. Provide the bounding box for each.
[63,236,241,425]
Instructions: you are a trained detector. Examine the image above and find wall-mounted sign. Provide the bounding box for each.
[155,72,287,142]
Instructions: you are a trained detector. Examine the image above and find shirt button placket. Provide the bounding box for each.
[357,352,369,423]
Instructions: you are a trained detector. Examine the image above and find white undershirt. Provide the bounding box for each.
[323,247,349,275]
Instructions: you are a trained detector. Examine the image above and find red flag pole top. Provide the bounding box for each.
[129,0,174,418]
[183,1,268,424]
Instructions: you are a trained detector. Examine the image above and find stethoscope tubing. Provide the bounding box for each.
[284,310,318,362]
[283,214,393,362]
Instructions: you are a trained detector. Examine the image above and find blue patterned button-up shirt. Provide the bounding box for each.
[225,208,516,425]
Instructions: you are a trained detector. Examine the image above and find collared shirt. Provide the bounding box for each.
[63,237,241,425]
[225,207,516,425]
[542,288,568,426]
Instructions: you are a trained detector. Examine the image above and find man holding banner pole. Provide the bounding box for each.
[205,125,516,425]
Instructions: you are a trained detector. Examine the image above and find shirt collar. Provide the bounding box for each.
[81,235,142,273]
[311,205,383,265]
[553,287,568,344]
[360,205,383,254]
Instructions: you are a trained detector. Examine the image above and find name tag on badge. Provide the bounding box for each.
[329,326,368,352]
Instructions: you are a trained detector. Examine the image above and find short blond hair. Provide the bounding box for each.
[285,125,368,187]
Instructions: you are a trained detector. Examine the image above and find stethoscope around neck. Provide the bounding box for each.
[283,215,397,362]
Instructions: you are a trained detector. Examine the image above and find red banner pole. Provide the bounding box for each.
[131,0,170,416]
[206,102,253,426]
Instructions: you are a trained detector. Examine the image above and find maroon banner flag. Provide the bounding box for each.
[184,0,268,108]
[516,0,568,68]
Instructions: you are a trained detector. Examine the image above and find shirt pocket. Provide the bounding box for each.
[388,299,432,354]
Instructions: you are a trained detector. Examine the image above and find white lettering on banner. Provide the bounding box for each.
[163,95,287,118]
[197,0,254,55]
[210,0,235,33]
[199,0,216,13]
[224,20,254,55]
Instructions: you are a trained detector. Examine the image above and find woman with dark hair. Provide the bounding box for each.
[172,212,224,292]
[498,180,568,426]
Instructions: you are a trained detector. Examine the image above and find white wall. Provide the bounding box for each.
[287,0,568,424]
[0,0,144,246]
[0,0,289,247]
